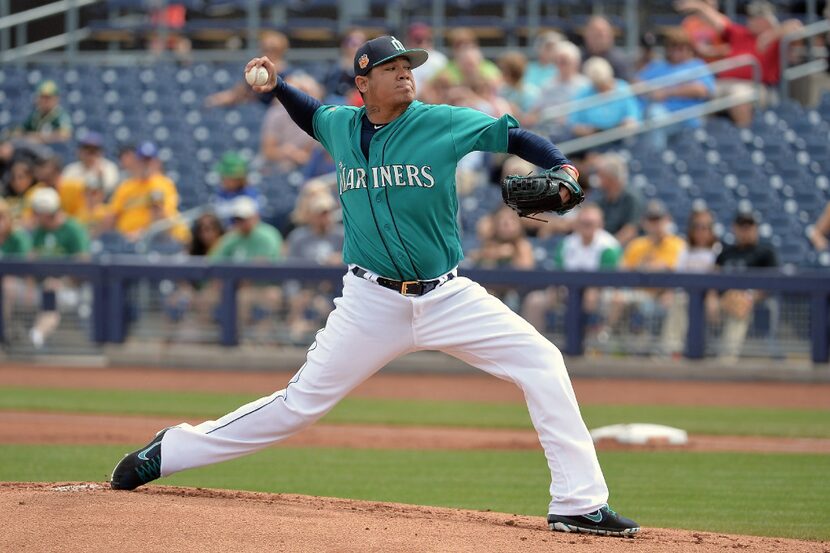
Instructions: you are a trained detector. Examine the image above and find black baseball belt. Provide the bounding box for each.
[350,266,456,297]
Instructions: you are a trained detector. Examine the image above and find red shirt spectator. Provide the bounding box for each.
[676,0,803,86]
[718,21,780,84]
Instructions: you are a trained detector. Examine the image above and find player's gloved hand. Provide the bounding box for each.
[244,57,279,93]
[501,165,585,218]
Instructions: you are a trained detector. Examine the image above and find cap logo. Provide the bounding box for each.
[358,53,369,69]
[390,36,405,51]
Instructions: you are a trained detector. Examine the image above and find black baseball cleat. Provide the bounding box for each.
[548,504,640,537]
[110,428,169,490]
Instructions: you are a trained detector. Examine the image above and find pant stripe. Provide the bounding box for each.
[205,331,321,435]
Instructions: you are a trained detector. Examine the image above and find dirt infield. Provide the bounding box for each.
[3,364,830,551]
[2,483,826,553]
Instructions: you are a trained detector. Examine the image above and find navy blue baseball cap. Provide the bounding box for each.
[78,130,103,149]
[135,141,158,159]
[353,35,428,77]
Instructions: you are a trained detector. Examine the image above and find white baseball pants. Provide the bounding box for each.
[160,271,609,515]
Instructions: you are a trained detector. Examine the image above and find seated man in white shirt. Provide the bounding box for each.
[522,203,621,333]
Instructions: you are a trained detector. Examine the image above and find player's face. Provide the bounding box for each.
[365,57,416,107]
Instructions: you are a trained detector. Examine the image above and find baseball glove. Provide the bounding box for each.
[501,166,585,218]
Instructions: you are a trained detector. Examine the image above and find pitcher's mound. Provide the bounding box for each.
[0,482,819,552]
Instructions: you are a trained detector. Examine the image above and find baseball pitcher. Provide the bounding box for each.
[111,35,639,538]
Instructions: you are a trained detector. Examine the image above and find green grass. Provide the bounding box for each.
[1,445,828,541]
[1,387,829,438]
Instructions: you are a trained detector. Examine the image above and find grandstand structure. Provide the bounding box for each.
[1,0,829,366]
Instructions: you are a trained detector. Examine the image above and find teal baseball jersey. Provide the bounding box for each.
[313,100,518,280]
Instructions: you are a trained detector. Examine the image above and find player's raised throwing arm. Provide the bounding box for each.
[245,56,322,140]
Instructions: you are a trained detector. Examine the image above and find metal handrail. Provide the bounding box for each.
[547,54,760,119]
[0,29,91,63]
[557,92,760,155]
[544,55,761,154]
[779,19,830,100]
[0,0,100,31]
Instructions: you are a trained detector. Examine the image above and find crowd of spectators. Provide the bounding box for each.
[1,10,825,356]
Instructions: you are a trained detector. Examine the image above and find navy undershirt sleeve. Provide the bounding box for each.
[507,127,569,169]
[272,78,322,140]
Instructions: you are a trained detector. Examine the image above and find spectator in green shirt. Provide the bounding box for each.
[210,196,282,262]
[30,188,89,257]
[15,80,72,144]
[209,196,284,336]
[27,187,89,349]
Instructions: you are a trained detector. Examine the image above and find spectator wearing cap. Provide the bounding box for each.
[525,31,563,89]
[105,141,187,243]
[605,200,685,341]
[15,80,72,144]
[116,143,139,184]
[61,131,120,198]
[211,196,282,263]
[259,73,324,174]
[29,187,89,258]
[621,200,685,271]
[710,209,778,363]
[675,0,803,126]
[211,151,261,227]
[580,16,633,82]
[405,23,448,96]
[27,187,90,348]
[285,192,343,265]
[209,196,284,333]
[284,191,344,341]
[21,155,87,229]
[637,28,715,148]
[593,153,643,247]
[568,57,641,140]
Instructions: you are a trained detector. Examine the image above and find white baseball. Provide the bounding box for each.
[245,66,269,86]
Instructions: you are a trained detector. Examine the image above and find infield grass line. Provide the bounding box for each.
[1,387,829,438]
[1,445,828,541]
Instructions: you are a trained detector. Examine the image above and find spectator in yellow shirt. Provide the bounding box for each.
[605,200,686,342]
[105,141,187,243]
[621,201,685,270]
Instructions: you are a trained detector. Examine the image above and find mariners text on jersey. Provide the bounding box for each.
[338,163,435,195]
[313,100,518,280]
